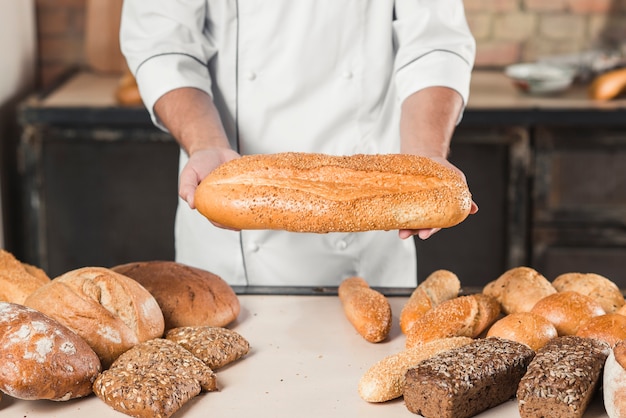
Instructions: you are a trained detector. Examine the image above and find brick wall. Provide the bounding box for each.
[33,0,626,89]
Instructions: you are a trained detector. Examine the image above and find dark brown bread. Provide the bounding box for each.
[165,326,250,370]
[517,335,610,418]
[194,152,472,232]
[404,337,535,418]
[93,338,217,418]
[0,301,101,400]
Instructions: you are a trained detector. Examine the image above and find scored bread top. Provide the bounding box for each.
[195,153,472,232]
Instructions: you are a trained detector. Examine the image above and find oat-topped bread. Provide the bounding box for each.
[517,335,610,418]
[404,337,535,418]
[93,338,217,418]
[165,326,250,370]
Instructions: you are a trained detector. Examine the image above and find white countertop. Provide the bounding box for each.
[0,295,609,418]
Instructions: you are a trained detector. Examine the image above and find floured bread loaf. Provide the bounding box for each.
[24,266,165,368]
[194,152,472,232]
[0,302,101,400]
[404,337,535,418]
[93,338,217,418]
[0,249,50,304]
[165,326,250,370]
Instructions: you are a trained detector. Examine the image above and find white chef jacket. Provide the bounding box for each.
[120,0,475,287]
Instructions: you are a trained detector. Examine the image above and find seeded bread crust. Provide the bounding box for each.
[517,335,610,418]
[403,337,535,418]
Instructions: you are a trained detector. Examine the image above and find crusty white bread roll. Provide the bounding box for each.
[111,261,240,331]
[338,277,392,343]
[483,266,556,314]
[24,266,165,368]
[93,338,217,418]
[165,326,250,370]
[0,249,50,304]
[576,313,626,347]
[405,294,500,348]
[0,301,101,400]
[399,269,461,334]
[358,336,473,403]
[486,311,557,351]
[604,340,626,418]
[194,152,472,233]
[552,272,625,313]
[530,291,605,336]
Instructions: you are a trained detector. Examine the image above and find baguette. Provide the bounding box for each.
[194,152,472,233]
[604,340,626,418]
[399,269,461,334]
[358,336,473,402]
[338,277,392,343]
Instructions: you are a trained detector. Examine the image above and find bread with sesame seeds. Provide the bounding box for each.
[338,277,392,343]
[194,152,472,233]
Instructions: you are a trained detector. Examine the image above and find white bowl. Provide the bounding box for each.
[504,63,576,95]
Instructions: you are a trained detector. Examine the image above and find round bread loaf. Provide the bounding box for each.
[576,313,626,347]
[486,311,557,351]
[24,266,165,368]
[0,301,101,400]
[618,303,626,317]
[0,249,50,304]
[483,266,556,314]
[552,272,625,313]
[111,261,240,331]
[530,291,605,336]
[604,340,626,418]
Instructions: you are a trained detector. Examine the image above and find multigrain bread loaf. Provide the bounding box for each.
[530,291,605,336]
[338,277,392,343]
[0,249,50,304]
[194,152,472,233]
[403,337,535,418]
[552,272,625,313]
[517,336,610,418]
[93,338,217,418]
[358,337,473,403]
[604,340,626,418]
[399,269,461,334]
[483,266,556,314]
[405,294,500,348]
[111,261,240,331]
[165,326,250,370]
[486,312,558,351]
[576,313,626,347]
[0,301,101,400]
[24,267,165,368]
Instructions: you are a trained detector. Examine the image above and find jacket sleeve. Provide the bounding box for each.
[393,0,475,111]
[119,0,215,130]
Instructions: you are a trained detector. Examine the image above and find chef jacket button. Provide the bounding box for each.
[342,71,353,80]
[336,240,348,250]
[245,71,257,81]
[248,242,260,252]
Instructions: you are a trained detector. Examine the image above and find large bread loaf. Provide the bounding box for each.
[194,152,472,232]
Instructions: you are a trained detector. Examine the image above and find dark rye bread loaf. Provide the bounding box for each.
[403,337,535,418]
[517,335,610,418]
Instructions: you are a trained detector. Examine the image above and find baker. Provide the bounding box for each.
[119,1,478,287]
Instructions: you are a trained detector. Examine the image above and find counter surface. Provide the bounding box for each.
[0,295,609,418]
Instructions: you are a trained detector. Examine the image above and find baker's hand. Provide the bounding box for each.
[398,157,478,240]
[179,146,241,209]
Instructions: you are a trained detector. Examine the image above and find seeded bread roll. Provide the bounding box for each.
[0,249,50,304]
[338,277,392,343]
[552,272,625,313]
[483,266,556,314]
[399,269,461,334]
[93,338,217,418]
[486,311,558,351]
[576,313,626,347]
[24,266,165,368]
[404,337,535,418]
[111,261,240,331]
[530,291,605,336]
[604,340,626,418]
[194,152,472,233]
[165,326,250,370]
[0,302,101,400]
[358,337,473,403]
[517,336,610,418]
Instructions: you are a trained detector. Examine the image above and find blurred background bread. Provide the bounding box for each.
[0,249,50,304]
